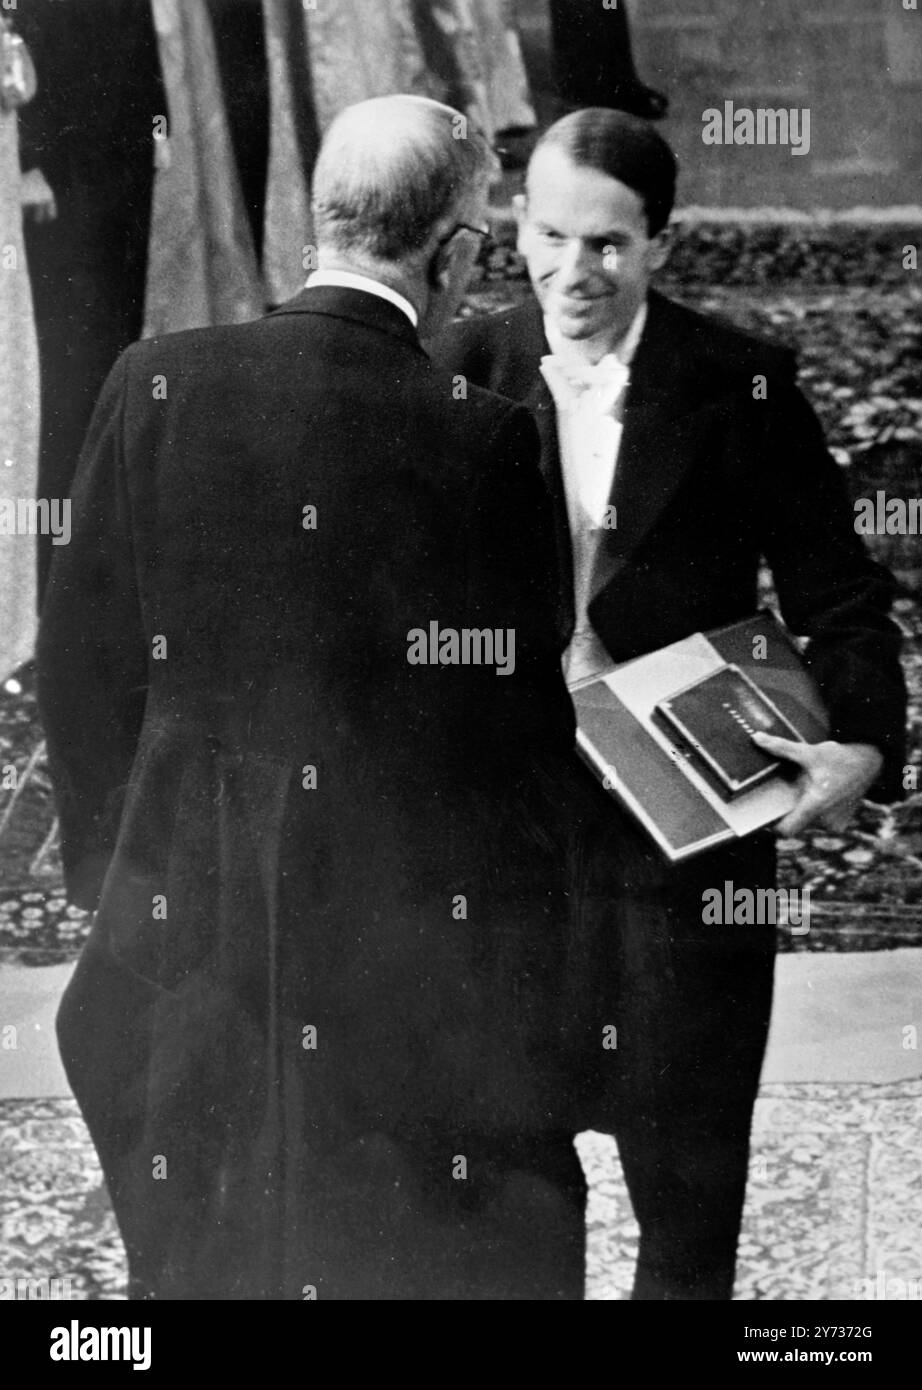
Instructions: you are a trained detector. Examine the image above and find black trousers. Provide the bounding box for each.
[549,0,649,110]
[18,0,163,599]
[567,806,778,1300]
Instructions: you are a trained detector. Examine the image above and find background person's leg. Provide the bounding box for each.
[548,0,668,119]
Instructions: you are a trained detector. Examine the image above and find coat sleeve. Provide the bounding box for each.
[37,350,150,909]
[431,316,492,388]
[756,363,907,802]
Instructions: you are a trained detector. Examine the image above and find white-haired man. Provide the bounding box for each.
[39,96,592,1300]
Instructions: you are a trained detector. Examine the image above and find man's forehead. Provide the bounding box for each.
[524,148,646,232]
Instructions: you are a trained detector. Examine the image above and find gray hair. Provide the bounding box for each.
[311,95,495,262]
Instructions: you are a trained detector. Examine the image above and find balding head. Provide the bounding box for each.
[311,95,496,265]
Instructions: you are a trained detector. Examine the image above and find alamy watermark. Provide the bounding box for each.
[702,102,810,156]
[0,1275,74,1299]
[702,879,810,934]
[853,1271,922,1300]
[854,491,922,535]
[50,1320,152,1370]
[407,623,515,676]
[0,497,71,545]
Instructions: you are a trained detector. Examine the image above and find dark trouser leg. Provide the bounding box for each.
[617,910,775,1300]
[575,814,777,1300]
[292,1126,587,1301]
[548,0,668,118]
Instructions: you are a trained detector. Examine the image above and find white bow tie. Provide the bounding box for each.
[540,353,630,415]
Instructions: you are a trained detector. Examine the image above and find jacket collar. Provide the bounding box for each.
[496,290,722,630]
[604,290,719,564]
[507,289,703,402]
[513,290,718,540]
[267,285,426,355]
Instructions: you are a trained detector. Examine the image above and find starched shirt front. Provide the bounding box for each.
[540,301,647,686]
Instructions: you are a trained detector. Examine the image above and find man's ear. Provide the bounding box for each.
[427,236,453,292]
[646,224,672,273]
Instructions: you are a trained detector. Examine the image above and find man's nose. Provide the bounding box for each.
[556,238,603,285]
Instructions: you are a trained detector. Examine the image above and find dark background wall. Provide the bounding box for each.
[516,0,922,210]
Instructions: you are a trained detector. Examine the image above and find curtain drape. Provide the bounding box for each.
[0,29,39,681]
[144,0,263,337]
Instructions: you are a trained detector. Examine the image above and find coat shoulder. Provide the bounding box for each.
[649,293,797,384]
[122,320,269,373]
[422,357,536,447]
[434,301,544,396]
[441,301,540,352]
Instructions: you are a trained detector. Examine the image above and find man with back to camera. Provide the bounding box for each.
[435,108,907,1300]
[38,95,598,1301]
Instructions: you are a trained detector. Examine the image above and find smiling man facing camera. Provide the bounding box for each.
[436,108,906,1300]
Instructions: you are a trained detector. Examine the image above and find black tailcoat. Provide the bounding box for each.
[434,288,907,1298]
[39,288,592,1300]
[436,290,906,794]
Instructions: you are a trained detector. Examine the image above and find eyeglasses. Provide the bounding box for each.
[438,222,494,256]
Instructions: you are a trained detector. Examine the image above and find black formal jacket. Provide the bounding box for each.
[435,290,907,802]
[37,287,587,1297]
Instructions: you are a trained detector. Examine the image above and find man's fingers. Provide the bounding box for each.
[752,730,812,765]
[776,791,826,835]
[776,807,814,836]
[778,790,858,837]
[819,795,860,832]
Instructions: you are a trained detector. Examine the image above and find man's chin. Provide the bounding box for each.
[546,296,646,348]
[553,310,611,341]
[547,296,618,338]
[555,317,602,341]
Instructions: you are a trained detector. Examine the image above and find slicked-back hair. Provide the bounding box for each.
[531,108,678,237]
[311,96,496,262]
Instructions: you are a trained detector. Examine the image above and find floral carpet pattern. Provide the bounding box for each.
[581,1078,922,1302]
[2,1084,920,1301]
[0,1100,126,1301]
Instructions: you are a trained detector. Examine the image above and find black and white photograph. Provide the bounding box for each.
[1,0,920,1350]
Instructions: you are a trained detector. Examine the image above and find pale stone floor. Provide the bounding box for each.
[1,950,920,1301]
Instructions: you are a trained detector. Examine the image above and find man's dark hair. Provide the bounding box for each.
[530,108,678,237]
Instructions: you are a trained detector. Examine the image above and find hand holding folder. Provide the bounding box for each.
[571,611,828,861]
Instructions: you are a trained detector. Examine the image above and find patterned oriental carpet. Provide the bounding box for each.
[2,1084,921,1302]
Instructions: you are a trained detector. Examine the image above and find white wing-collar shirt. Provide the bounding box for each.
[540,300,648,686]
[305,269,418,328]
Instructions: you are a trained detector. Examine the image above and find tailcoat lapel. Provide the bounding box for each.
[508,292,709,635]
[485,299,576,642]
[523,370,576,642]
[597,291,723,585]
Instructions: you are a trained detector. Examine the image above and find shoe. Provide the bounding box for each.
[609,82,669,121]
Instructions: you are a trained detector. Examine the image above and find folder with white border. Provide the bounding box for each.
[570,611,829,861]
